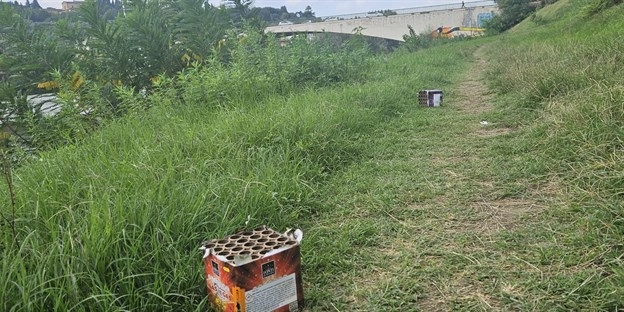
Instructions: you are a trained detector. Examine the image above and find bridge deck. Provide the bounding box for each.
[266,1,498,42]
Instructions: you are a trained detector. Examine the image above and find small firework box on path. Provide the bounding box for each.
[418,89,444,107]
[200,226,304,312]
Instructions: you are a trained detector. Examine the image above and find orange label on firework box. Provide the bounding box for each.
[200,226,304,312]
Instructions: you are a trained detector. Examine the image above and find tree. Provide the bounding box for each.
[173,0,230,61]
[303,5,313,18]
[488,0,536,32]
[0,3,78,150]
[31,0,41,9]
[256,6,281,22]
[381,9,397,16]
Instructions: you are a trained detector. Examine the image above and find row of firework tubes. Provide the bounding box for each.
[201,226,299,264]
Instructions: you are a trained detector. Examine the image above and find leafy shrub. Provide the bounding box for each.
[401,25,433,52]
[582,0,623,15]
[488,0,538,32]
[149,29,373,110]
[1,1,373,160]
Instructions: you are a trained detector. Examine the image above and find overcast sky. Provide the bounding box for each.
[35,0,466,17]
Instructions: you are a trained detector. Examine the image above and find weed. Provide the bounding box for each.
[0,150,17,245]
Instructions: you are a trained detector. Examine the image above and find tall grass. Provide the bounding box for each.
[158,31,372,110]
[0,90,364,310]
[486,0,624,307]
[0,25,480,308]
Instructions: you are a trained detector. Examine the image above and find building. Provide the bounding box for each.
[61,1,84,11]
[220,0,235,8]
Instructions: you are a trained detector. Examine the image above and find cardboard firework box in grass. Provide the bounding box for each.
[418,89,444,107]
[200,226,304,312]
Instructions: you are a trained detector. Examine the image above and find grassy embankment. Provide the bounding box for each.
[0,30,475,310]
[480,0,624,308]
[1,0,623,310]
[304,0,624,310]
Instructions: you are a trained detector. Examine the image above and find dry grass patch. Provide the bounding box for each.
[453,46,494,115]
[474,126,513,138]
[419,273,502,311]
[470,199,546,232]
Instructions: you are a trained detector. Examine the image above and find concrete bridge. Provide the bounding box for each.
[266,1,498,42]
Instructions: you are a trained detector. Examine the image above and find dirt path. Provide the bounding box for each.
[301,44,563,312]
[412,45,531,310]
[336,45,549,311]
[455,46,494,115]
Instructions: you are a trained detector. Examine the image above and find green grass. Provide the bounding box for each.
[0,36,475,310]
[2,0,624,310]
[305,0,624,309]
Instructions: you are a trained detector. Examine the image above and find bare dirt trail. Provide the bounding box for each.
[346,45,552,311]
[455,46,495,115]
[405,45,559,311]
[303,45,562,312]
[411,45,519,311]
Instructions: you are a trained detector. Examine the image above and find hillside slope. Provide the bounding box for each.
[481,0,624,309]
[1,0,622,310]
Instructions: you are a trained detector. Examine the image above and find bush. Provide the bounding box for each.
[489,0,537,32]
[582,0,623,15]
[1,1,373,161]
[402,25,433,52]
[150,30,373,110]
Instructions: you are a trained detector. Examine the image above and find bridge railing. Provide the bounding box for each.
[320,0,496,20]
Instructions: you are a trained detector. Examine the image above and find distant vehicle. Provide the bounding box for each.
[278,21,293,25]
[430,26,486,39]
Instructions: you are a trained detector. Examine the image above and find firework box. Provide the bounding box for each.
[200,226,304,312]
[418,89,444,107]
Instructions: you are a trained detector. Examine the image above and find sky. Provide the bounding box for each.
[224,0,465,17]
[34,0,467,17]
